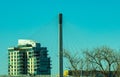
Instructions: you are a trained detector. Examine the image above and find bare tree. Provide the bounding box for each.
[84,46,120,77]
[64,49,84,77]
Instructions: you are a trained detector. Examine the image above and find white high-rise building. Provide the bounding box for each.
[8,39,51,76]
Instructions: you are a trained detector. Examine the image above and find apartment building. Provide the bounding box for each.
[8,39,51,76]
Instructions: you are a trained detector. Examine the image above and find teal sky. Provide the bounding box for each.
[0,0,120,75]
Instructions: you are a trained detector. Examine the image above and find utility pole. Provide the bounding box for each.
[59,13,63,77]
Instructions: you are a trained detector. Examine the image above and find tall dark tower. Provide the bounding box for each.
[59,13,63,77]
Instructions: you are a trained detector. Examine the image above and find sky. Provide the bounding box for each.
[0,0,120,75]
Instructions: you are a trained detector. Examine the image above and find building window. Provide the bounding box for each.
[11,59,13,61]
[11,56,13,58]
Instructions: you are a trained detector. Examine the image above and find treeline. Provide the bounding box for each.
[64,46,120,77]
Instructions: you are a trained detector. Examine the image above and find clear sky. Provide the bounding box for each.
[0,0,120,75]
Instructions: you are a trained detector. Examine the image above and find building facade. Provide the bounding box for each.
[8,39,51,76]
